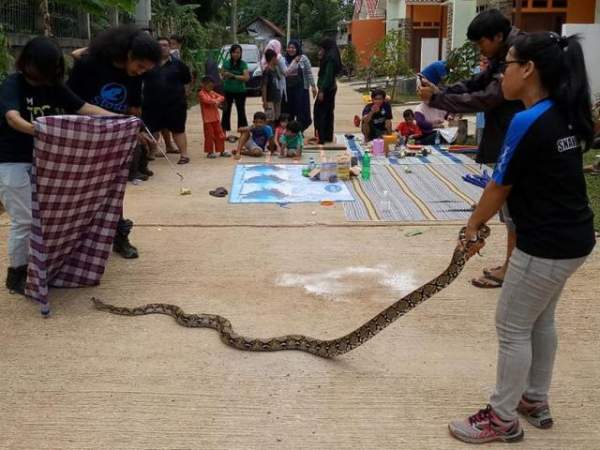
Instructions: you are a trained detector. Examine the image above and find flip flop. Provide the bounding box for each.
[166,147,181,154]
[471,275,503,289]
[209,187,228,198]
[177,156,190,164]
[483,266,504,278]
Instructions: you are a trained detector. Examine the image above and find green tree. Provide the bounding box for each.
[372,30,412,99]
[52,0,138,16]
[341,42,357,78]
[444,41,479,85]
[0,26,13,82]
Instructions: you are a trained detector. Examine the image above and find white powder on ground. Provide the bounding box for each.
[276,265,417,302]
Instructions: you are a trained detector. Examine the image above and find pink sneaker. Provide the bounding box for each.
[449,405,524,444]
[517,396,553,429]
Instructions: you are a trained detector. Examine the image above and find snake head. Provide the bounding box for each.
[458,225,491,260]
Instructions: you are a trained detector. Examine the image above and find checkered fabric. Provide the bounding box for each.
[25,115,141,313]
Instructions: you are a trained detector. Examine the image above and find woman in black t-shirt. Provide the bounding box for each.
[448,33,595,444]
[68,26,160,259]
[0,37,111,295]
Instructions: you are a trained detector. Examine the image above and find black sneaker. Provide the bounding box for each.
[6,265,27,295]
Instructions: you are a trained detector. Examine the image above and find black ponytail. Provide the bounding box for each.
[512,32,594,150]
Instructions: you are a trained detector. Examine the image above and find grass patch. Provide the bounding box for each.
[584,150,600,230]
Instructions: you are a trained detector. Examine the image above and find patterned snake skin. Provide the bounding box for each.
[92,226,490,358]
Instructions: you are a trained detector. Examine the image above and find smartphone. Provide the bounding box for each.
[416,74,423,90]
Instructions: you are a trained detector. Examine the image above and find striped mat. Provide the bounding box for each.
[344,163,490,221]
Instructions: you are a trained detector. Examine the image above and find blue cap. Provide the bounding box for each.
[420,61,447,86]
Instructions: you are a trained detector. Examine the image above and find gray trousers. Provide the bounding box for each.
[490,248,587,420]
[0,163,32,267]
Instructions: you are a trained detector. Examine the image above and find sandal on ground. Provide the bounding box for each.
[166,147,181,154]
[177,156,191,164]
[220,151,232,157]
[226,136,239,143]
[483,266,504,278]
[209,187,228,198]
[206,153,217,159]
[471,275,503,289]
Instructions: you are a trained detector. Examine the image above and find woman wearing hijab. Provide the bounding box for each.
[314,38,342,144]
[260,39,287,120]
[282,40,317,131]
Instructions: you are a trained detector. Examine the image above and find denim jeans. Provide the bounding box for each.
[0,163,32,267]
[490,248,587,420]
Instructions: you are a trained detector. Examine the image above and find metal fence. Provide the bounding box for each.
[49,1,87,39]
[0,0,91,39]
[0,0,37,34]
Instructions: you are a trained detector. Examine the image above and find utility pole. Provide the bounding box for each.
[232,0,238,44]
[287,0,292,44]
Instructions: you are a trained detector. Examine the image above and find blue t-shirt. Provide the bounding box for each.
[251,125,273,149]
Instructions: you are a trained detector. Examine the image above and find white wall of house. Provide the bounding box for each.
[420,37,447,70]
[451,0,477,49]
[562,23,600,96]
[386,0,406,32]
[246,21,279,49]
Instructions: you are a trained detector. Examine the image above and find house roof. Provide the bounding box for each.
[241,16,285,37]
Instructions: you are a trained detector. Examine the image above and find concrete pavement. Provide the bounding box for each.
[0,79,598,450]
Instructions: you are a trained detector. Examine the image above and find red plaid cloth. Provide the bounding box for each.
[25,115,141,314]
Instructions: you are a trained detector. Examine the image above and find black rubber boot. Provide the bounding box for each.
[113,218,139,259]
[138,146,154,177]
[6,265,27,295]
[128,145,149,181]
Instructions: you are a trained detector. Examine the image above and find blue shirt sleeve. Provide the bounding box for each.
[265,125,273,139]
[493,99,553,185]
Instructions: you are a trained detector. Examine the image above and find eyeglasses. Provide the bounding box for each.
[499,60,528,73]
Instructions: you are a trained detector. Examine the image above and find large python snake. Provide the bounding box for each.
[92,225,490,358]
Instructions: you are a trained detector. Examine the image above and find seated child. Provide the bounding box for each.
[361,89,393,142]
[274,113,289,156]
[198,75,230,158]
[395,109,421,141]
[279,120,303,158]
[236,111,274,157]
[414,102,448,145]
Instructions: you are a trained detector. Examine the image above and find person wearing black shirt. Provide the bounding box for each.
[361,89,393,142]
[0,37,111,295]
[68,25,160,259]
[448,32,595,445]
[142,37,192,165]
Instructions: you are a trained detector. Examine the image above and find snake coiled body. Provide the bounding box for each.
[92,226,490,358]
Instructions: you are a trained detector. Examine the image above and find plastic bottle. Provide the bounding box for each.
[434,130,441,146]
[362,150,371,180]
[308,157,315,170]
[381,189,391,212]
